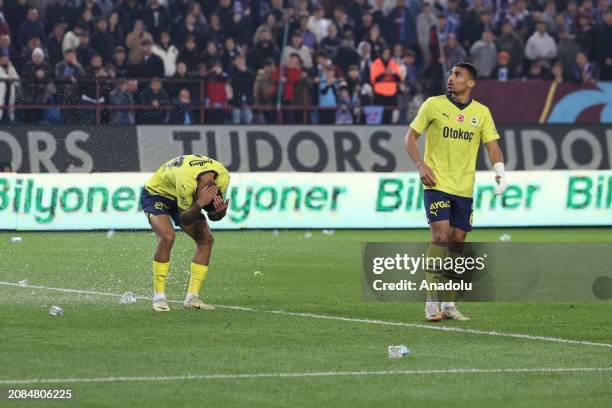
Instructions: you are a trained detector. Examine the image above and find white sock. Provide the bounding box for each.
[441,301,455,309]
[153,292,166,302]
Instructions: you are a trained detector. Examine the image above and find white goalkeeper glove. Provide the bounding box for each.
[493,162,507,195]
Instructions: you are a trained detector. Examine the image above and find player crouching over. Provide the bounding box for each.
[404,62,507,322]
[140,155,230,312]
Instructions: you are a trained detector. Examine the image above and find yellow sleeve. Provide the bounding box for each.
[409,98,431,134]
[176,177,197,210]
[481,108,500,143]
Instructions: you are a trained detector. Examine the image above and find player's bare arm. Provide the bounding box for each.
[180,185,218,226]
[208,195,230,222]
[404,128,436,187]
[484,140,507,195]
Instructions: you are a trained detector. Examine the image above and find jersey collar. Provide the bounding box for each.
[446,93,472,110]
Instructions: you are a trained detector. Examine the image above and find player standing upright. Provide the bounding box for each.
[404,62,507,322]
[140,155,230,312]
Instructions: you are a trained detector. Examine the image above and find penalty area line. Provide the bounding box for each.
[1,367,611,385]
[1,280,612,349]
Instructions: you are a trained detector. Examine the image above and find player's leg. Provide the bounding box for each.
[149,214,176,312]
[441,195,473,321]
[180,219,215,310]
[423,189,452,322]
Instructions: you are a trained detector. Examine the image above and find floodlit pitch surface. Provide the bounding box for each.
[1,229,611,407]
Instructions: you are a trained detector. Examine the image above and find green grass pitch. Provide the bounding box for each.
[1,228,611,407]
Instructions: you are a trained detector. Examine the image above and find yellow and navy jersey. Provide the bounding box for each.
[144,155,230,210]
[410,94,499,198]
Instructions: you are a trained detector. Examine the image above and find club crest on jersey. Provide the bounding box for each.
[456,114,464,123]
[471,116,478,126]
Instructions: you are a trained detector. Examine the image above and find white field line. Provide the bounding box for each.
[1,367,611,385]
[2,281,612,349]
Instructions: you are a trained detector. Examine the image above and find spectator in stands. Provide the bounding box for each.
[200,41,221,70]
[550,61,565,83]
[203,60,228,124]
[221,37,240,71]
[398,50,417,124]
[153,31,179,77]
[321,24,342,60]
[0,49,18,123]
[116,0,144,36]
[139,77,169,124]
[126,19,154,65]
[174,13,204,49]
[318,65,340,124]
[490,51,517,81]
[557,28,581,81]
[253,58,276,124]
[497,21,525,76]
[18,7,45,49]
[573,51,597,84]
[273,52,304,123]
[169,61,197,100]
[91,17,114,64]
[63,24,88,54]
[54,48,84,124]
[357,41,373,81]
[335,86,355,125]
[525,21,558,68]
[81,54,112,124]
[308,5,332,44]
[205,13,225,47]
[76,29,96,68]
[109,78,135,125]
[594,9,612,80]
[470,29,498,78]
[356,10,375,44]
[366,23,387,59]
[444,33,467,70]
[169,88,196,125]
[370,46,401,124]
[107,12,125,54]
[417,2,436,66]
[228,54,255,124]
[111,46,131,79]
[139,40,165,79]
[18,35,46,72]
[178,35,200,73]
[525,61,546,80]
[143,0,170,42]
[282,31,313,70]
[297,15,317,50]
[20,47,52,123]
[248,27,279,71]
[48,21,68,68]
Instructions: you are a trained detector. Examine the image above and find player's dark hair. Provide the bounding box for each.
[454,62,478,79]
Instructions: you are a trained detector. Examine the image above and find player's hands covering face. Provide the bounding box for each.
[196,185,219,208]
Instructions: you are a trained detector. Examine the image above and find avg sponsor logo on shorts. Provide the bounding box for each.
[429,200,450,216]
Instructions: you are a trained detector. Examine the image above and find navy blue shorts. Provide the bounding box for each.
[423,189,473,232]
[140,188,206,226]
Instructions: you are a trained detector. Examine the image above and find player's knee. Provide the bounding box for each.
[158,231,176,247]
[198,232,214,249]
[431,231,449,245]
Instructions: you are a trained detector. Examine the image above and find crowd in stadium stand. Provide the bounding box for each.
[0,0,610,125]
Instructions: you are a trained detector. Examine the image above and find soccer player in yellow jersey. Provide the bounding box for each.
[404,62,507,322]
[140,155,230,312]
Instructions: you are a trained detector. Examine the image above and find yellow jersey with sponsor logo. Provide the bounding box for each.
[410,94,499,197]
[145,155,230,210]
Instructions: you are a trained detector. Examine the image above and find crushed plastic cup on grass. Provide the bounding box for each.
[107,230,115,238]
[499,234,512,242]
[304,231,312,238]
[18,279,29,287]
[388,345,410,359]
[253,271,263,277]
[272,229,279,236]
[11,236,22,243]
[49,306,64,316]
[120,292,137,304]
[322,229,335,236]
